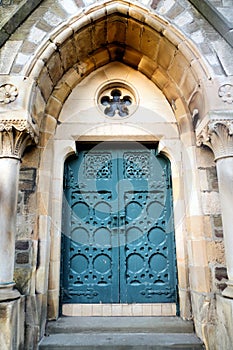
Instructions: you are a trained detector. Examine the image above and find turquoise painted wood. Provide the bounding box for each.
[61,143,177,304]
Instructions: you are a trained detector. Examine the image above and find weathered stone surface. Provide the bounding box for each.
[59,38,78,72]
[125,19,142,50]
[74,27,93,61]
[46,52,64,86]
[0,297,25,350]
[107,16,127,44]
[215,295,233,350]
[140,26,161,60]
[157,37,176,70]
[168,51,189,86]
[38,67,54,102]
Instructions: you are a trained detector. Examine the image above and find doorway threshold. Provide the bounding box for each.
[62,303,177,316]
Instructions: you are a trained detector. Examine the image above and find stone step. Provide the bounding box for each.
[46,316,194,334]
[39,317,204,349]
[39,332,204,349]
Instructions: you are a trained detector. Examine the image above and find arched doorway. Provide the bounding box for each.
[61,142,178,309]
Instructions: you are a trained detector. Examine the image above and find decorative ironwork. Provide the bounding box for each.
[100,88,132,117]
[76,288,99,299]
[0,84,18,104]
[140,287,174,298]
[124,152,151,178]
[218,84,233,104]
[62,147,177,304]
[84,152,112,179]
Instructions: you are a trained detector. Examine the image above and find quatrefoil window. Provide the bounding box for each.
[100,89,132,117]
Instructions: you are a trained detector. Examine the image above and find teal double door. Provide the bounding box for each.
[61,143,177,305]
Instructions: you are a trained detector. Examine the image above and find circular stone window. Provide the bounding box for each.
[97,82,138,119]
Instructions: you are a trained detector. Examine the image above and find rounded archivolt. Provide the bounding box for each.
[97,83,138,118]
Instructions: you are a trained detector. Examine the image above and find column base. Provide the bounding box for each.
[222,281,233,299]
[0,283,20,301]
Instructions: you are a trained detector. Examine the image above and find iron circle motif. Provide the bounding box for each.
[96,81,139,118]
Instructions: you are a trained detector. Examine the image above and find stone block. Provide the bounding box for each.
[45,95,63,120]
[162,81,179,104]
[32,87,46,127]
[157,37,176,70]
[40,114,57,135]
[92,19,107,50]
[168,51,189,86]
[178,289,192,319]
[167,3,186,20]
[16,252,29,264]
[59,38,78,72]
[123,48,143,69]
[14,268,32,295]
[189,265,210,292]
[108,44,125,61]
[47,289,59,320]
[151,67,169,89]
[214,266,228,291]
[207,241,225,264]
[74,27,93,61]
[107,16,127,44]
[16,240,29,250]
[188,239,208,266]
[125,19,142,49]
[199,169,209,191]
[201,192,221,215]
[52,81,71,104]
[38,67,54,102]
[211,214,223,239]
[180,68,198,102]
[0,297,25,349]
[46,52,64,86]
[138,55,157,78]
[92,48,110,68]
[140,26,161,60]
[74,58,95,77]
[215,295,233,350]
[206,166,218,191]
[60,68,82,90]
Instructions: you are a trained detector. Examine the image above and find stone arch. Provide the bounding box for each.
[27,0,213,134]
[27,0,214,322]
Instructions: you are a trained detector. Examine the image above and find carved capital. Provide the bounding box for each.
[197,120,233,160]
[0,120,38,159]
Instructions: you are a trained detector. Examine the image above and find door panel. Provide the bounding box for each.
[61,143,177,304]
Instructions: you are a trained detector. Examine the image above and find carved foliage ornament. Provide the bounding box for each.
[0,84,18,104]
[197,120,233,160]
[218,84,233,104]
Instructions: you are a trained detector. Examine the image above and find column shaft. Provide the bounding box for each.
[216,158,233,297]
[0,158,20,300]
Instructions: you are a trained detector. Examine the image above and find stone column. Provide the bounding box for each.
[0,121,37,301]
[197,120,233,298]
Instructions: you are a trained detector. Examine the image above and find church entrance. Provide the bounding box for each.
[61,142,177,306]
